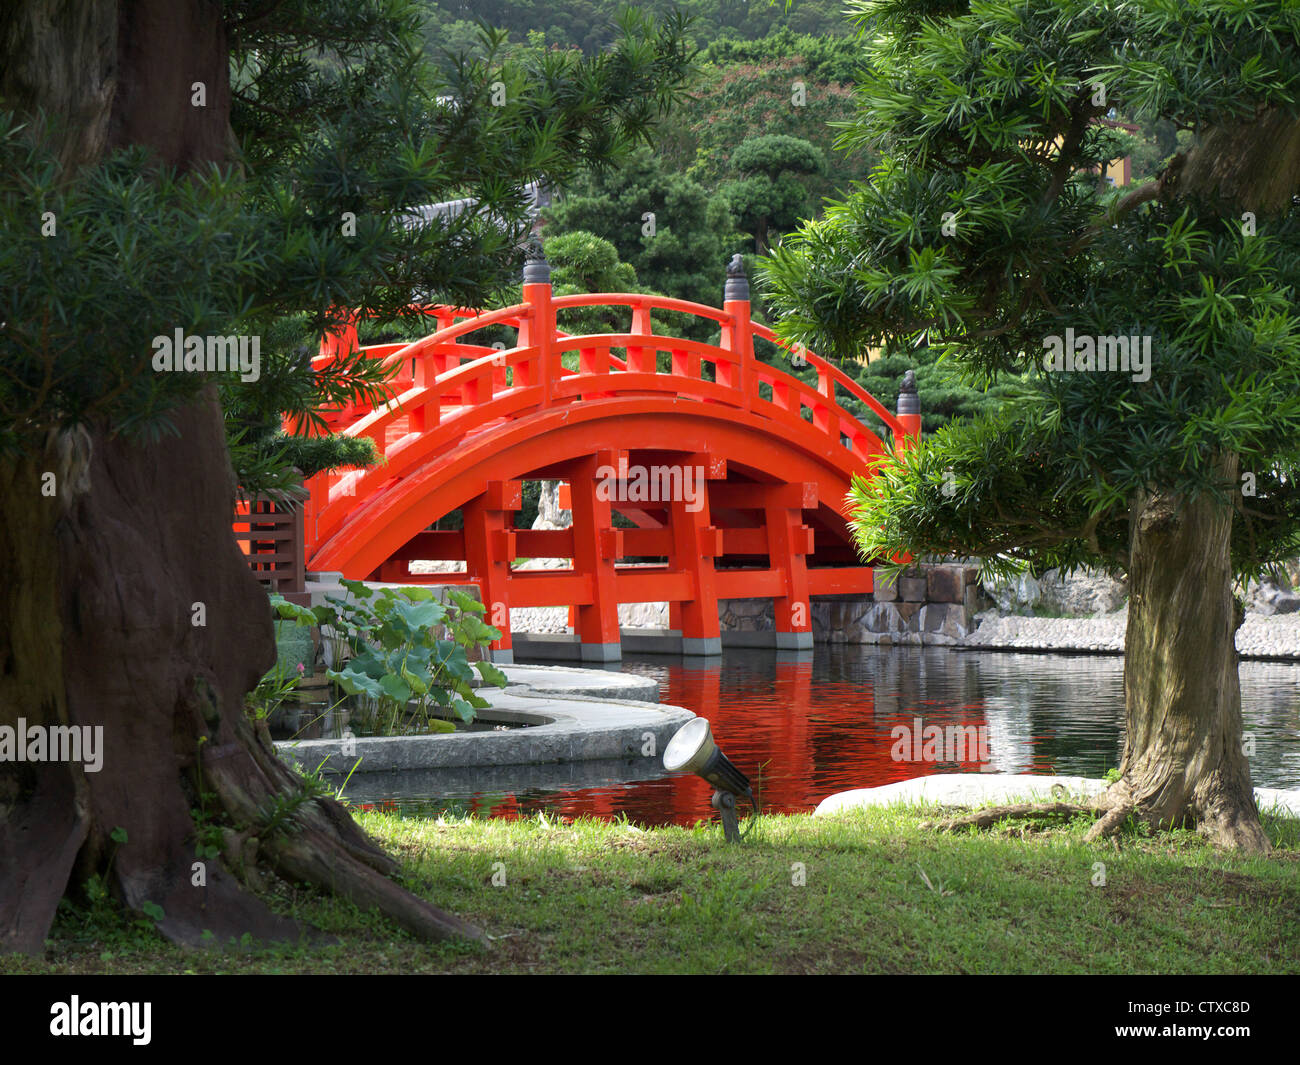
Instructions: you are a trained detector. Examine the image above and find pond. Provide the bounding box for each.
[337,645,1300,826]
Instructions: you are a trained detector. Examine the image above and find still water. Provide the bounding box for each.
[341,646,1300,826]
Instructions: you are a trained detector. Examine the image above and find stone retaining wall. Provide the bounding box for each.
[722,563,984,646]
[315,565,986,648]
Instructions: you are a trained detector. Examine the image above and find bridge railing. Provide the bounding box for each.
[302,254,920,553]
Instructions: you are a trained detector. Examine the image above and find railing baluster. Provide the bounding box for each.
[671,347,699,380]
[628,301,654,374]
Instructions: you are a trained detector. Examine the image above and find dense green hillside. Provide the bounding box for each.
[421,1,855,54]
[414,5,1185,433]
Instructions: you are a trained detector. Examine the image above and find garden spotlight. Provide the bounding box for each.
[662,718,758,842]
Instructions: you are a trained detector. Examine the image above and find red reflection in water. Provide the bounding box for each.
[481,655,995,827]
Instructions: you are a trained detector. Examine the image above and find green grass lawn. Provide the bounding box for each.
[6,804,1298,975]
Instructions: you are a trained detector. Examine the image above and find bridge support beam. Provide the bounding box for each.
[669,489,722,657]
[463,480,521,663]
[569,453,622,662]
[766,494,815,652]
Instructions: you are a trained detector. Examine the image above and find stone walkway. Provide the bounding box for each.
[963,608,1300,660]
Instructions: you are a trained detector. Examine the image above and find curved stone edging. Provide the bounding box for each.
[274,664,690,776]
[814,772,1300,819]
[486,663,660,702]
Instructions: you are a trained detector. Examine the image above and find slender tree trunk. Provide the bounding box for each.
[1088,455,1269,853]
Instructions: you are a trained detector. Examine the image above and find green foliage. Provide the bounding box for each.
[0,121,256,453]
[420,1,856,55]
[728,133,825,180]
[721,134,826,253]
[220,314,392,500]
[848,348,1025,436]
[545,230,648,335]
[3,3,696,470]
[543,147,738,336]
[547,231,639,291]
[294,754,365,808]
[534,30,882,324]
[245,659,306,723]
[697,28,864,81]
[274,434,380,482]
[54,824,169,944]
[1118,114,1194,183]
[658,39,875,203]
[763,0,1300,583]
[271,581,507,735]
[189,736,227,865]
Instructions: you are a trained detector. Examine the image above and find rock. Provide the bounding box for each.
[981,566,1126,616]
[514,556,571,570]
[899,576,927,601]
[1272,593,1300,616]
[1245,577,1300,616]
[919,602,971,639]
[1039,568,1127,615]
[895,601,921,624]
[926,566,966,604]
[619,602,668,627]
[872,568,899,601]
[409,559,467,574]
[864,602,907,633]
[532,480,572,530]
[725,598,770,618]
[510,606,569,633]
[983,572,1041,613]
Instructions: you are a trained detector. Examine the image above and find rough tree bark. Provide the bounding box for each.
[927,470,1272,852]
[938,110,1300,852]
[1089,110,1300,853]
[1088,455,1269,853]
[0,0,483,952]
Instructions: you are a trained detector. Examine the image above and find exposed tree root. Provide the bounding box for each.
[1082,801,1135,843]
[920,801,1094,833]
[1,395,486,955]
[202,714,487,945]
[919,784,1271,856]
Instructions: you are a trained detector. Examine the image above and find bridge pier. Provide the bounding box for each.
[464,480,521,664]
[569,452,623,663]
[765,494,814,652]
[668,477,722,657]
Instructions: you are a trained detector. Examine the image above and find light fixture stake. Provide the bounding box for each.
[711,790,741,843]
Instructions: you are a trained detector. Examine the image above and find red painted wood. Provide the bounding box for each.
[293,284,919,650]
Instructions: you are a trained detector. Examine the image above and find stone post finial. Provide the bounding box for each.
[522,235,550,284]
[896,368,919,416]
[724,253,749,302]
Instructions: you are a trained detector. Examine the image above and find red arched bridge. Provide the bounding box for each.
[294,254,920,662]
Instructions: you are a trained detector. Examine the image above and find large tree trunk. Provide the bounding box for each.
[1083,108,1300,853]
[1,0,482,951]
[1088,454,1269,853]
[0,401,307,951]
[1,393,484,952]
[0,436,90,951]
